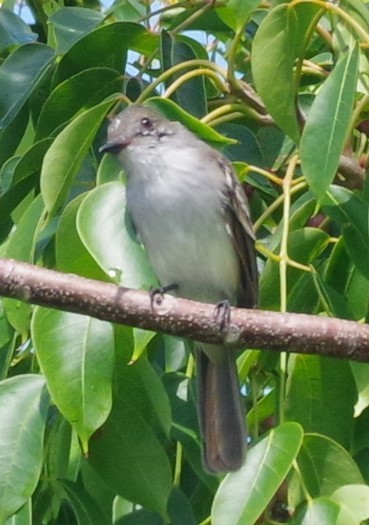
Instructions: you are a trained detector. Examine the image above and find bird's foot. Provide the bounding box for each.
[214,299,231,331]
[150,284,178,308]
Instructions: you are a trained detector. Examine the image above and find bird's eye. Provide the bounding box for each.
[141,117,153,129]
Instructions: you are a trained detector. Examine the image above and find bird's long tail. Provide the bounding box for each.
[196,348,246,473]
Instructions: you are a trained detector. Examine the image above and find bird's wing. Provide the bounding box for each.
[217,154,258,309]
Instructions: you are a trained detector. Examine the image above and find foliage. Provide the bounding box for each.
[1,0,369,523]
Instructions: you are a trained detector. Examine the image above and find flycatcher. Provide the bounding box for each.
[100,105,258,472]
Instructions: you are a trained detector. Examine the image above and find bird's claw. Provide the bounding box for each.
[149,284,178,309]
[214,299,231,331]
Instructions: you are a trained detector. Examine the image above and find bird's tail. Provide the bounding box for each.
[196,347,246,473]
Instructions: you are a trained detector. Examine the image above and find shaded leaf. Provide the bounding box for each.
[0,43,54,129]
[89,359,172,519]
[3,195,45,335]
[0,173,37,243]
[36,68,123,140]
[58,479,107,524]
[0,8,36,48]
[54,22,158,84]
[260,228,329,311]
[48,7,104,53]
[160,32,206,118]
[285,355,356,448]
[56,193,107,280]
[322,186,369,280]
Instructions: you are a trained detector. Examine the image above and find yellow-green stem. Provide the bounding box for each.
[136,59,227,103]
[163,68,227,99]
[278,155,299,425]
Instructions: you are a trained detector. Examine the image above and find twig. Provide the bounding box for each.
[0,258,368,362]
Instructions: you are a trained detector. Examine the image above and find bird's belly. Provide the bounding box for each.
[129,193,240,304]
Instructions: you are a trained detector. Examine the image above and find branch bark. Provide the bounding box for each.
[0,257,369,362]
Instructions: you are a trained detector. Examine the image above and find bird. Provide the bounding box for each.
[100,104,258,473]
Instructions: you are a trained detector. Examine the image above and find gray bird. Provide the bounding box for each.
[100,105,258,473]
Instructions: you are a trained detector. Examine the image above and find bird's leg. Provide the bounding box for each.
[150,283,178,308]
[214,299,231,331]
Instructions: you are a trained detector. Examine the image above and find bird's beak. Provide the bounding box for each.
[99,139,130,154]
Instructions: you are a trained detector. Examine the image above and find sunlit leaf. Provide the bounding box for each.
[212,422,303,525]
[300,45,359,197]
[40,97,118,215]
[0,375,48,523]
[77,181,156,289]
[32,308,114,453]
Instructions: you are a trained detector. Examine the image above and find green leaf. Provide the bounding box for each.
[0,173,37,243]
[0,43,54,129]
[323,238,369,321]
[300,45,359,197]
[268,192,317,251]
[0,375,49,523]
[332,485,369,522]
[0,8,37,48]
[260,228,330,311]
[212,422,303,525]
[3,195,45,335]
[322,186,369,280]
[160,32,207,118]
[89,359,172,519]
[295,497,355,525]
[96,151,123,185]
[146,97,236,146]
[108,0,146,22]
[297,433,364,498]
[312,270,353,319]
[40,97,118,215]
[285,355,356,448]
[0,106,29,166]
[58,479,107,524]
[342,0,369,33]
[32,308,114,453]
[54,22,158,84]
[221,123,263,165]
[4,499,32,525]
[56,193,107,280]
[252,4,300,142]
[77,181,156,289]
[350,362,369,416]
[216,0,261,31]
[12,138,52,185]
[36,68,123,140]
[48,7,104,53]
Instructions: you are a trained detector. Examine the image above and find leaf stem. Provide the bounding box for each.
[163,68,227,99]
[136,59,227,103]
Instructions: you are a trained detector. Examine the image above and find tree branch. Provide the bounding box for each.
[0,257,369,362]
